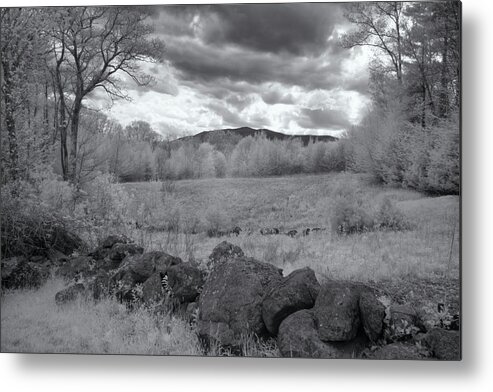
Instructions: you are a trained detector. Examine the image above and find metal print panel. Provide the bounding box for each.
[0,1,461,360]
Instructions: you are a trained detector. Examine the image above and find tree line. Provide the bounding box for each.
[342,1,460,194]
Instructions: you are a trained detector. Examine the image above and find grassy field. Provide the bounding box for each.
[1,172,460,355]
[123,173,459,282]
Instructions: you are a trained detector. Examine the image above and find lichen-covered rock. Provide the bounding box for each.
[166,263,204,303]
[208,241,244,269]
[277,310,338,358]
[55,283,86,305]
[313,281,361,342]
[197,257,282,348]
[359,290,386,342]
[262,267,320,335]
[424,329,461,360]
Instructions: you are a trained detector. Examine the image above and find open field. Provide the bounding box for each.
[1,172,460,355]
[123,173,459,283]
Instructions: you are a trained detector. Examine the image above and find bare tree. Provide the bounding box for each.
[47,7,165,183]
[342,2,405,85]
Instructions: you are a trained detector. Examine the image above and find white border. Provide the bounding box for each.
[1,0,492,391]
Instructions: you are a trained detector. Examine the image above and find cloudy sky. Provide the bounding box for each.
[90,3,371,138]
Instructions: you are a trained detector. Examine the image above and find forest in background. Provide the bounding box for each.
[0,2,460,252]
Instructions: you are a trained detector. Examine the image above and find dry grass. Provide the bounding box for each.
[1,277,202,355]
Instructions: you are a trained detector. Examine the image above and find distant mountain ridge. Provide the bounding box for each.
[171,127,338,152]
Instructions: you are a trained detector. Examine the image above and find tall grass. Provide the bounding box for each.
[1,277,202,355]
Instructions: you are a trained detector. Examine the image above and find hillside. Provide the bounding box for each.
[170,127,338,152]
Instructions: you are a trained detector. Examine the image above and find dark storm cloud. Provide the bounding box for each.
[165,36,344,91]
[200,3,343,56]
[298,108,351,130]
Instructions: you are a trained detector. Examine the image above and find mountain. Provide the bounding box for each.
[170,127,338,152]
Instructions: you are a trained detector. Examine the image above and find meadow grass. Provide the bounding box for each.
[123,173,459,283]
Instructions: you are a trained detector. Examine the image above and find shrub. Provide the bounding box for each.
[331,194,374,235]
[1,182,85,257]
[331,192,410,235]
[374,197,411,231]
[204,207,229,237]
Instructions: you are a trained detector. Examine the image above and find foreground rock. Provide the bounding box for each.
[142,272,165,304]
[208,241,244,269]
[359,290,386,342]
[262,267,320,335]
[112,251,182,286]
[313,281,362,342]
[387,304,421,340]
[197,256,282,348]
[424,329,461,360]
[89,235,142,266]
[277,310,338,358]
[364,342,430,360]
[166,263,204,303]
[56,256,95,279]
[55,283,86,305]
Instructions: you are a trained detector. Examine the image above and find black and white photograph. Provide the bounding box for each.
[1,1,461,360]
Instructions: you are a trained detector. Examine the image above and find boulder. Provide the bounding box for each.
[387,304,421,340]
[55,283,86,305]
[197,256,282,347]
[166,263,204,303]
[142,272,164,304]
[208,241,244,269]
[101,243,144,271]
[313,281,361,342]
[277,309,338,358]
[424,329,461,360]
[56,256,95,279]
[359,290,386,342]
[112,251,182,286]
[262,267,320,335]
[364,342,430,360]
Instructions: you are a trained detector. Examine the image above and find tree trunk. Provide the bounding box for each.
[438,18,450,118]
[2,62,20,182]
[69,97,82,184]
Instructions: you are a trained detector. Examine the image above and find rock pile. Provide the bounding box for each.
[4,235,459,360]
